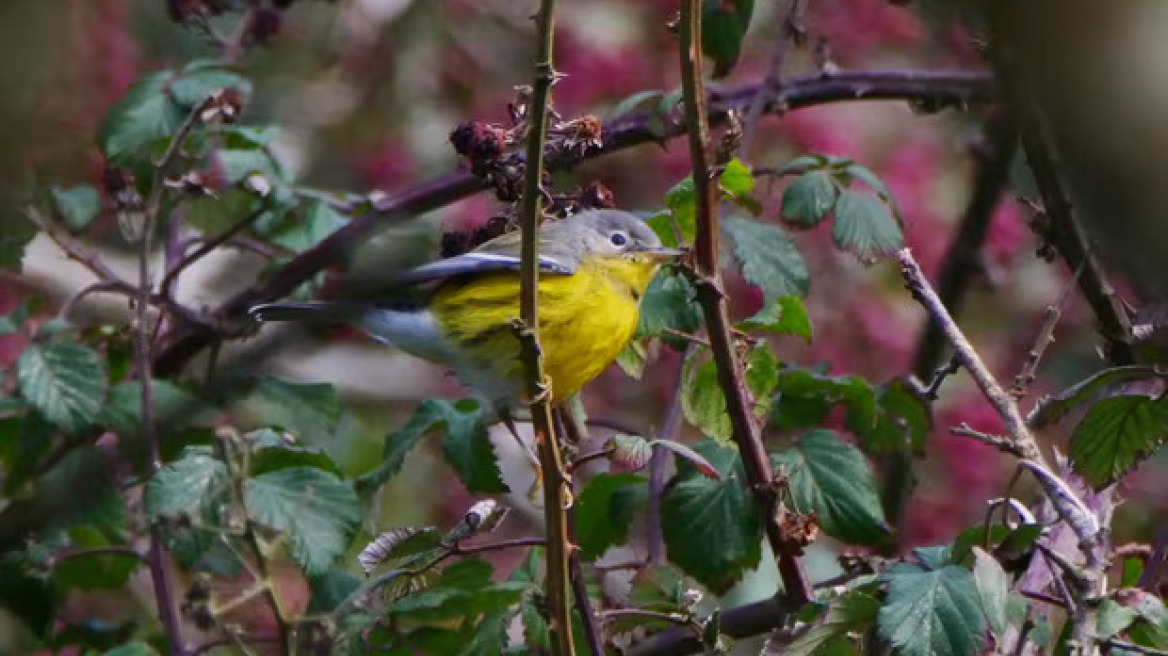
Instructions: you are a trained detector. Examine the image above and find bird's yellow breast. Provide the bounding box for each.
[429,256,659,404]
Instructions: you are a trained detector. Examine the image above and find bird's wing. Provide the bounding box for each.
[394,250,574,284]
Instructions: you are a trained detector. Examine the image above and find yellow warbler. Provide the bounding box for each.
[249,209,679,409]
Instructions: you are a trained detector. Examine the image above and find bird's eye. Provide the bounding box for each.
[610,232,628,247]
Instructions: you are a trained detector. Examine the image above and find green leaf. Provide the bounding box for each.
[574,474,648,560]
[464,610,512,656]
[186,188,263,235]
[101,641,159,656]
[0,553,58,638]
[635,273,703,346]
[0,205,37,271]
[50,186,101,232]
[99,380,209,439]
[98,71,185,161]
[720,158,755,198]
[662,440,760,592]
[244,466,360,575]
[831,190,903,263]
[1121,556,1145,588]
[1069,395,1168,489]
[145,449,227,521]
[1029,366,1164,429]
[782,171,839,228]
[615,339,647,379]
[169,60,252,107]
[260,200,346,253]
[785,590,879,656]
[971,547,1010,637]
[357,400,505,494]
[389,559,527,621]
[682,343,777,444]
[17,342,107,435]
[358,400,449,490]
[1097,598,1138,640]
[251,441,342,476]
[773,369,875,434]
[439,400,507,494]
[307,567,362,614]
[702,0,755,78]
[245,376,342,443]
[217,148,281,184]
[739,295,813,342]
[723,215,810,301]
[845,163,899,217]
[664,176,697,246]
[0,412,53,494]
[878,563,986,656]
[771,430,888,545]
[854,379,932,456]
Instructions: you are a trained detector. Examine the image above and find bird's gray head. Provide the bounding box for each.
[544,210,677,263]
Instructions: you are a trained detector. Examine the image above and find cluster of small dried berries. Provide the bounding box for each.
[438,181,618,257]
[449,121,513,177]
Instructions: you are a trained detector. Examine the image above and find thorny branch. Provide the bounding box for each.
[678,0,813,606]
[897,248,1108,656]
[884,113,1018,548]
[514,1,574,654]
[739,0,808,153]
[1019,118,1134,365]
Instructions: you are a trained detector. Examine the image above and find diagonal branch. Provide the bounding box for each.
[679,0,813,606]
[880,112,1018,548]
[1018,120,1134,364]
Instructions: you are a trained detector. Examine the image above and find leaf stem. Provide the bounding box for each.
[678,0,813,606]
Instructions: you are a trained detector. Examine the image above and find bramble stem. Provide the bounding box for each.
[515,1,574,654]
[678,0,812,606]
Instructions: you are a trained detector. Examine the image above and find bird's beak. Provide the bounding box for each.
[643,247,684,262]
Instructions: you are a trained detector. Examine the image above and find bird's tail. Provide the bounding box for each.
[248,302,362,323]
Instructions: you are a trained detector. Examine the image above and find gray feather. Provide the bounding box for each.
[394,252,573,284]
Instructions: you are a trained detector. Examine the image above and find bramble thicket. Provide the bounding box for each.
[1,1,1167,655]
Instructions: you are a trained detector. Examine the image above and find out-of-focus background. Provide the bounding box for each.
[3,0,1168,649]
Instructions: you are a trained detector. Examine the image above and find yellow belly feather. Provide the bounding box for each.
[429,256,659,404]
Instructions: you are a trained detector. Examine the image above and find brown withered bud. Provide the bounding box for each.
[102,163,145,212]
[449,121,509,171]
[164,171,215,199]
[200,87,245,124]
[838,552,878,577]
[449,121,477,156]
[716,109,743,165]
[440,214,515,258]
[581,181,616,209]
[247,7,282,47]
[101,163,135,196]
[548,114,603,163]
[777,508,819,553]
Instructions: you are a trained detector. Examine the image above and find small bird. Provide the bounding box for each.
[249,209,680,413]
